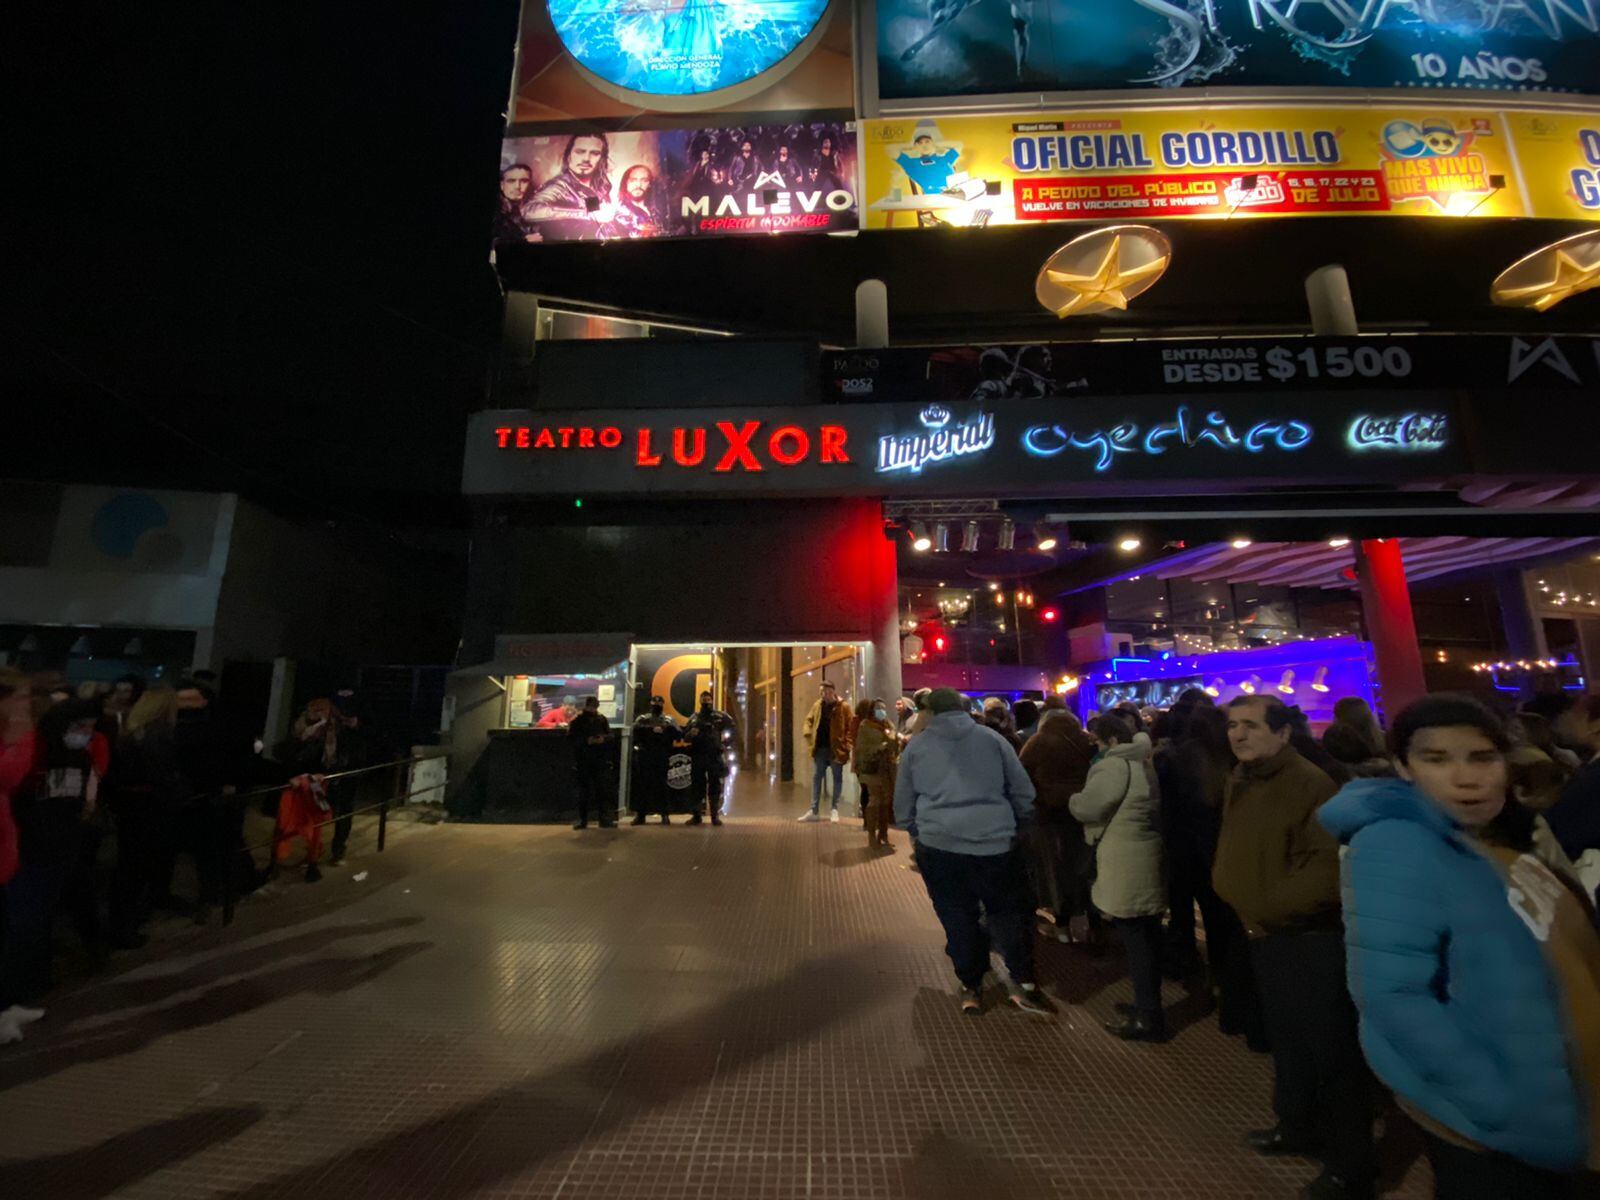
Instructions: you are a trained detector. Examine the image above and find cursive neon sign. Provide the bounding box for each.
[1023,405,1312,472]
[876,405,996,475]
[1345,413,1449,453]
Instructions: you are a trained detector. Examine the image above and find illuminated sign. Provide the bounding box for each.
[548,0,830,100]
[1023,405,1313,472]
[876,0,1600,100]
[493,420,851,473]
[861,106,1566,231]
[876,404,996,474]
[1345,413,1449,453]
[497,115,856,246]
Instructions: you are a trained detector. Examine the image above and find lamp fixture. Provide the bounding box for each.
[1118,537,1142,553]
[1491,229,1600,313]
[932,522,951,552]
[1034,523,1059,552]
[1310,666,1330,693]
[1204,678,1223,698]
[1230,539,1253,550]
[911,523,931,552]
[1328,537,1351,549]
[1239,675,1260,695]
[1036,225,1173,318]
[1277,670,1296,695]
[961,521,981,553]
[997,519,1016,551]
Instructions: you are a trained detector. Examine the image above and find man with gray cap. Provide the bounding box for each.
[895,688,1052,1018]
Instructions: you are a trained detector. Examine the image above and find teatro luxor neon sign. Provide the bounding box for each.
[493,420,851,472]
[1023,405,1313,472]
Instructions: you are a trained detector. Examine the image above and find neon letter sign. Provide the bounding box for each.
[1022,405,1313,472]
[876,405,997,475]
[1345,413,1448,452]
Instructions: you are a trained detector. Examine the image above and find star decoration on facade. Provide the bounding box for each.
[1492,231,1600,313]
[1036,226,1172,319]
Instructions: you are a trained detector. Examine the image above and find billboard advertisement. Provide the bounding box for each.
[496,116,856,244]
[877,0,1600,100]
[860,106,1559,229]
[1505,110,1600,218]
[548,0,831,99]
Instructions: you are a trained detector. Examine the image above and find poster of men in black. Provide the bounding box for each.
[495,115,857,245]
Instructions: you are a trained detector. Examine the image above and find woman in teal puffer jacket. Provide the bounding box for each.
[1318,695,1600,1199]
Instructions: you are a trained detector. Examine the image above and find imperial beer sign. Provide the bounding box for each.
[876,404,997,475]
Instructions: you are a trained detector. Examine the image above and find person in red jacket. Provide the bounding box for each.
[0,667,42,1044]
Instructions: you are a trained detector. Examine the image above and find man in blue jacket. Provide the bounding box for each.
[895,688,1052,1018]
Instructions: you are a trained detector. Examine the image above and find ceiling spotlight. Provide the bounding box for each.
[1034,523,1059,552]
[1328,537,1351,549]
[1230,539,1253,550]
[1311,666,1330,693]
[1118,537,1142,553]
[1239,674,1260,695]
[1277,669,1296,695]
[911,523,931,552]
[1204,678,1222,698]
[997,519,1016,551]
[987,581,1000,592]
[933,522,951,552]
[961,521,980,553]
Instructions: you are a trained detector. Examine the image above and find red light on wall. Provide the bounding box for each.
[934,635,947,652]
[1041,608,1059,622]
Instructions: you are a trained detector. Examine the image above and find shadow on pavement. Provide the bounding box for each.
[0,941,432,1091]
[79,944,890,1200]
[0,1104,265,1199]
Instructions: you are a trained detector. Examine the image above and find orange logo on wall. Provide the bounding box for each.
[1378,117,1493,213]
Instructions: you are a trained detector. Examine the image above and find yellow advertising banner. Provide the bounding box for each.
[861,107,1592,230]
[1505,110,1600,221]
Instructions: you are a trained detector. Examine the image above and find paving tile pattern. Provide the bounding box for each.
[0,779,1431,1198]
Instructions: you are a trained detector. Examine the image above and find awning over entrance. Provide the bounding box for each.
[453,632,634,678]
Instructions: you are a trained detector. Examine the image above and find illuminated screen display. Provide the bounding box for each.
[877,0,1600,100]
[548,0,830,98]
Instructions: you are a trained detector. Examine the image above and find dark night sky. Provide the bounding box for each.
[14,2,523,520]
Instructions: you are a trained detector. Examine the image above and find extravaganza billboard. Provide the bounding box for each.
[495,116,856,244]
[859,105,1585,228]
[877,0,1600,100]
[549,0,831,99]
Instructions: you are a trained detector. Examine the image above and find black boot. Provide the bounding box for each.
[631,813,646,826]
[1246,1127,1320,1158]
[687,813,703,826]
[1104,1013,1168,1043]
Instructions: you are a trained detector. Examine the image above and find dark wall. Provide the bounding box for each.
[462,498,894,660]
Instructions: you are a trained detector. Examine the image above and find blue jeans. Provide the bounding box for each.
[810,751,843,813]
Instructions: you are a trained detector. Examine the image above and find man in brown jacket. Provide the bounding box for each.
[799,680,852,823]
[1214,695,1375,1200]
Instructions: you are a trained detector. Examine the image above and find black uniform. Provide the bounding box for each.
[630,711,679,823]
[568,710,615,828]
[684,706,735,824]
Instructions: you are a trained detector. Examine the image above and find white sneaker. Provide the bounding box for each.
[830,809,840,824]
[0,1014,22,1046]
[0,1005,43,1025]
[797,811,820,822]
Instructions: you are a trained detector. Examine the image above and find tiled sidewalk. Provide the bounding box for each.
[0,782,1430,1198]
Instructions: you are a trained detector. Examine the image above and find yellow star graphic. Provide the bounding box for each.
[1494,248,1600,313]
[1044,235,1169,317]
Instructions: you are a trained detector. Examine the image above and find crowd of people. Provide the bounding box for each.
[887,682,1600,1200]
[0,669,382,1046]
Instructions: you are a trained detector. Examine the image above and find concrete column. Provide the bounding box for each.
[855,279,889,348]
[1356,539,1427,721]
[1305,265,1358,336]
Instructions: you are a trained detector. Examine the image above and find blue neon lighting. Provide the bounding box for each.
[1023,406,1313,472]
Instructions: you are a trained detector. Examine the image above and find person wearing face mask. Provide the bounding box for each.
[684,691,735,827]
[851,698,900,852]
[630,695,678,827]
[568,696,616,830]
[1320,696,1600,1198]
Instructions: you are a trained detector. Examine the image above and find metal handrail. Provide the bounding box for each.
[208,756,445,925]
